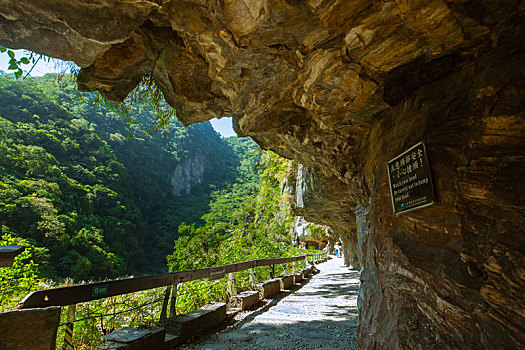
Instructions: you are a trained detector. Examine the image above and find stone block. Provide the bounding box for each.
[0,306,61,350]
[164,333,181,349]
[279,275,294,290]
[165,302,226,341]
[227,307,241,317]
[94,326,165,350]
[301,268,311,277]
[293,272,304,283]
[256,279,281,299]
[231,291,260,310]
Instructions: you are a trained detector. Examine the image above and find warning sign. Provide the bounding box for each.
[387,142,436,214]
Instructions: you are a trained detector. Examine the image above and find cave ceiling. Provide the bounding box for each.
[0,0,520,228]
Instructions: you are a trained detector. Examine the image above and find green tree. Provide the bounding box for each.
[0,228,44,310]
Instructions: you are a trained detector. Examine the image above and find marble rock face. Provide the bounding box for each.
[1,1,524,349]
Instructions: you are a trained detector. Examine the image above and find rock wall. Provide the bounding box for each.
[288,163,358,265]
[358,37,525,349]
[170,153,208,196]
[1,1,524,349]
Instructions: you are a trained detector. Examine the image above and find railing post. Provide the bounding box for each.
[62,304,76,350]
[160,286,171,326]
[249,268,255,287]
[227,272,237,299]
[270,265,275,279]
[169,283,178,317]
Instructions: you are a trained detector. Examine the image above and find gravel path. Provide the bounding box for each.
[182,257,359,350]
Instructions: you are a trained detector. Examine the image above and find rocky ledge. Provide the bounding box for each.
[1,1,524,349]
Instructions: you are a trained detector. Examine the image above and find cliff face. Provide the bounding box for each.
[288,163,357,265]
[170,154,208,196]
[1,1,524,349]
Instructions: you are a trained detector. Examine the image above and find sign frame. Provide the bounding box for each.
[91,284,109,297]
[387,141,436,215]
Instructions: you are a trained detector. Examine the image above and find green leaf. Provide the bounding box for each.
[7,50,15,59]
[15,69,23,79]
[0,46,6,53]
[20,57,29,65]
[8,64,18,70]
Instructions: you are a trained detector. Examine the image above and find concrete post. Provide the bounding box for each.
[169,283,178,317]
[249,268,255,288]
[0,307,61,350]
[160,286,171,327]
[227,272,237,299]
[62,304,76,350]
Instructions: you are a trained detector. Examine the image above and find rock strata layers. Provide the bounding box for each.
[1,1,524,349]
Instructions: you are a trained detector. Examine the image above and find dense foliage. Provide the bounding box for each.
[0,65,328,350]
[0,231,43,310]
[168,145,300,273]
[51,144,306,349]
[0,74,242,280]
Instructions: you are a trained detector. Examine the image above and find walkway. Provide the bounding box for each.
[182,257,360,350]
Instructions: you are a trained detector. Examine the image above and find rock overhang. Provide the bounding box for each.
[0,1,496,158]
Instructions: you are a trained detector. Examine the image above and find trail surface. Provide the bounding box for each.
[182,257,359,350]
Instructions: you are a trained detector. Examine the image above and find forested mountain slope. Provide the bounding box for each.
[0,74,248,280]
[168,148,298,273]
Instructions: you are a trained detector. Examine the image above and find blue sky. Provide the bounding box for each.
[210,117,236,137]
[0,49,237,137]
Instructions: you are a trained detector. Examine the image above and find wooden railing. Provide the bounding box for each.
[19,253,327,309]
[11,252,326,349]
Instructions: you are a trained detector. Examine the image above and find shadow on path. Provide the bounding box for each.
[181,258,359,350]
